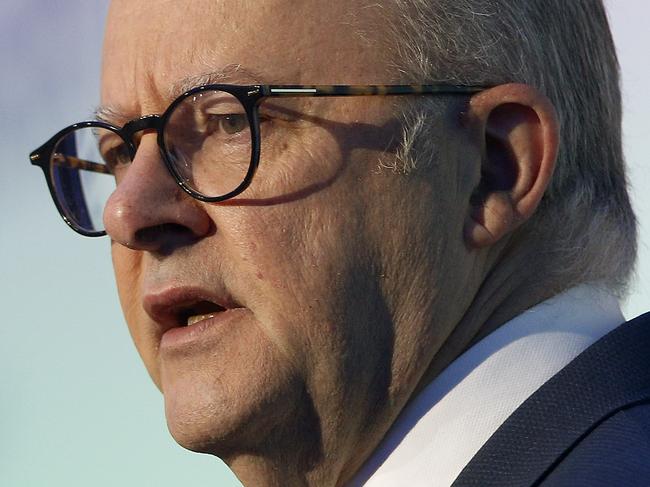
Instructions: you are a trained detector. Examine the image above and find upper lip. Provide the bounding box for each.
[143,286,239,333]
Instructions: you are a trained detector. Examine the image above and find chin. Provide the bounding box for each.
[159,344,309,458]
[164,395,242,455]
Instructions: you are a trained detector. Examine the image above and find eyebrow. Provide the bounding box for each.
[169,64,274,97]
[94,64,277,125]
[94,105,131,125]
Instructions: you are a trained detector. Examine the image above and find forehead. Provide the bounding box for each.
[102,0,393,114]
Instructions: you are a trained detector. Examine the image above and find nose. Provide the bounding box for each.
[103,134,212,252]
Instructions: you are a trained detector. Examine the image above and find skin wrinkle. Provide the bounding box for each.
[96,66,272,125]
[102,1,561,485]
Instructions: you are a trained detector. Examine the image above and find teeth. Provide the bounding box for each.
[186,314,215,326]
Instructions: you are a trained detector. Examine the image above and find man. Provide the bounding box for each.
[29,0,650,485]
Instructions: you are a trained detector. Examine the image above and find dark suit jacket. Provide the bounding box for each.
[452,312,650,487]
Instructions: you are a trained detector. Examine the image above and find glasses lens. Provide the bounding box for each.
[50,126,127,233]
[163,89,253,198]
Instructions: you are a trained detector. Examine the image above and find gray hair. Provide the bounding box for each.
[384,0,637,294]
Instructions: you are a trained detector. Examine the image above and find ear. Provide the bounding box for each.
[463,83,559,248]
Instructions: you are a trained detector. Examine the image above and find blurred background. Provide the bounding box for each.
[1,1,648,486]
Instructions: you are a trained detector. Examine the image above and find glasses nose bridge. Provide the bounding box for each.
[121,114,163,148]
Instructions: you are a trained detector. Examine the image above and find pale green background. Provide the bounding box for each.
[1,2,648,486]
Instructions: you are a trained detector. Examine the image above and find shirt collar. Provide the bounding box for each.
[350,285,624,487]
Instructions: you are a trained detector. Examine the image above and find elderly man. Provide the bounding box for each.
[30,0,650,485]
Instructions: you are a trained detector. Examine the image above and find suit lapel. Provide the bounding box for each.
[452,312,650,487]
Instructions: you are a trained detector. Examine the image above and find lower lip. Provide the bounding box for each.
[160,308,248,351]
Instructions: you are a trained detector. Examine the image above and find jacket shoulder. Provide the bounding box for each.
[453,312,650,487]
[541,402,650,486]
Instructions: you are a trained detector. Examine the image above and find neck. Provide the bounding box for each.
[416,243,563,395]
[225,436,364,487]
[227,455,309,487]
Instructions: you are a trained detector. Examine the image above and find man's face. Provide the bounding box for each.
[102,0,473,475]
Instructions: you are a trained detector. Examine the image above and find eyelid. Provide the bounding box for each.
[97,132,122,151]
[203,103,247,115]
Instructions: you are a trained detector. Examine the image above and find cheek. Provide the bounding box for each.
[247,124,345,201]
[219,198,371,369]
[232,208,399,427]
[227,205,341,302]
[225,213,321,356]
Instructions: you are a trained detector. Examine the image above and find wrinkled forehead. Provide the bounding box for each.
[102,0,394,112]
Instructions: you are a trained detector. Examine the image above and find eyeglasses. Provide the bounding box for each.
[30,83,487,237]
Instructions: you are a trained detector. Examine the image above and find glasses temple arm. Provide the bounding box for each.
[52,153,111,174]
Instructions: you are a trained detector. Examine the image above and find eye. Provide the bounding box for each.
[103,144,131,174]
[97,134,131,178]
[207,113,249,135]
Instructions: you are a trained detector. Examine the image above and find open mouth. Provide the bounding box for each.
[143,287,239,335]
[176,300,226,327]
[144,287,248,350]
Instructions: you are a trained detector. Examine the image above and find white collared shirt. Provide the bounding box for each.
[350,285,625,486]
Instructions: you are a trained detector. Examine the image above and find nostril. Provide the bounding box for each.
[102,136,213,250]
[133,223,202,254]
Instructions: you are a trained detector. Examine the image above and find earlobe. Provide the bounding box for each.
[464,84,559,249]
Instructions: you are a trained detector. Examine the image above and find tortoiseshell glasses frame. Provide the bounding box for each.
[30,83,488,237]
